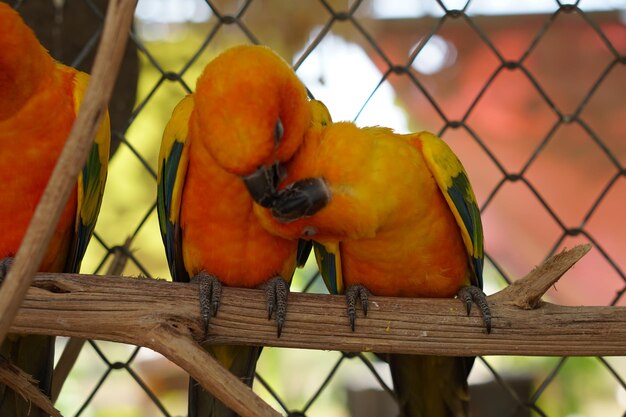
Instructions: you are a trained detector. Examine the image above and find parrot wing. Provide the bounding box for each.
[308,99,332,128]
[157,95,194,283]
[296,240,313,267]
[305,99,342,291]
[294,99,333,270]
[416,131,484,289]
[313,241,344,295]
[65,68,110,273]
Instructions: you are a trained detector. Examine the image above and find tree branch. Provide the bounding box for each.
[51,237,134,403]
[8,245,624,359]
[490,244,592,308]
[32,270,280,417]
[5,245,613,416]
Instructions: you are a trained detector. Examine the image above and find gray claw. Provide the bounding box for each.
[346,284,371,331]
[457,285,492,333]
[262,276,289,337]
[191,272,222,337]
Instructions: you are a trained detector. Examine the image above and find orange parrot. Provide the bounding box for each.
[0,4,109,417]
[254,122,490,417]
[156,45,330,417]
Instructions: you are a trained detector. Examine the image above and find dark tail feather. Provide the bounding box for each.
[0,335,55,417]
[188,345,261,417]
[389,354,472,417]
[296,239,313,268]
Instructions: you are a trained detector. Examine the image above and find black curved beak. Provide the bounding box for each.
[243,162,286,208]
[271,178,330,222]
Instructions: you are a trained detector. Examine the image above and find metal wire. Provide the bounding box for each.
[12,0,626,415]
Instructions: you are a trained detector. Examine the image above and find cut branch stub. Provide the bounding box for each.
[490,244,592,309]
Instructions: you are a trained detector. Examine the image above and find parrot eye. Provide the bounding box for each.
[274,118,284,145]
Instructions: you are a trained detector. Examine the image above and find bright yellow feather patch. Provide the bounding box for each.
[416,131,477,259]
[158,95,194,225]
[70,67,110,233]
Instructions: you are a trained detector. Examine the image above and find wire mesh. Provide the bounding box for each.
[11,0,626,415]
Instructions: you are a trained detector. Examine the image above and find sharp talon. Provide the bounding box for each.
[276,317,284,338]
[211,279,221,318]
[464,295,472,316]
[457,287,473,316]
[191,272,222,338]
[360,288,369,317]
[263,276,289,337]
[346,284,371,331]
[346,288,357,331]
[457,285,492,334]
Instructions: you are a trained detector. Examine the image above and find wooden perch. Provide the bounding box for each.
[7,244,624,357]
[6,244,618,416]
[51,237,134,403]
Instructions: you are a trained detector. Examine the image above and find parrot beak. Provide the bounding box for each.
[271,177,330,223]
[243,162,286,208]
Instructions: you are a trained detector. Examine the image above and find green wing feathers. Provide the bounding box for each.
[67,69,110,273]
[156,95,194,282]
[417,131,484,288]
[313,241,344,295]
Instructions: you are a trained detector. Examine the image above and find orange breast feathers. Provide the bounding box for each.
[255,122,470,297]
[179,110,299,287]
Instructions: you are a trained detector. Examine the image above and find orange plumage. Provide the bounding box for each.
[255,122,472,297]
[0,8,78,273]
[157,45,317,417]
[0,6,109,416]
[255,121,488,417]
[159,46,312,288]
[180,110,299,285]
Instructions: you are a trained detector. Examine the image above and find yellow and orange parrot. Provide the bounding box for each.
[156,45,330,417]
[255,122,490,417]
[0,4,109,417]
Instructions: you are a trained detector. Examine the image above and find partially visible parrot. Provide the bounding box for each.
[254,122,491,417]
[0,4,110,417]
[156,45,331,417]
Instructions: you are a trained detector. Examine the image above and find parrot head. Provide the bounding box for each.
[193,45,312,207]
[269,99,333,220]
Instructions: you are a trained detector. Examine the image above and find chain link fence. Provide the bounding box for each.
[11,0,626,415]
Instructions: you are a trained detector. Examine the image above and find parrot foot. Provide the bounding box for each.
[0,257,14,282]
[457,285,491,333]
[346,284,371,331]
[191,272,222,337]
[262,276,289,337]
